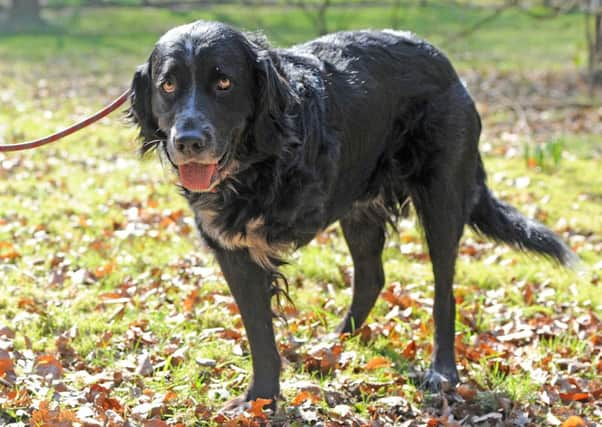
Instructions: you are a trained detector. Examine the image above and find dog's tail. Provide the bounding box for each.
[469,163,576,266]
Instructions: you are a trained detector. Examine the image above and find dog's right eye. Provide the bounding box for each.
[216,77,232,91]
[161,80,177,93]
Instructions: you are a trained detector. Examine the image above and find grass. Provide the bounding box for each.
[0,3,600,426]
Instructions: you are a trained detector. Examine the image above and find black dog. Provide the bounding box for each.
[128,21,574,409]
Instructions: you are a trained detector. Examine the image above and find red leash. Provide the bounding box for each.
[0,89,131,152]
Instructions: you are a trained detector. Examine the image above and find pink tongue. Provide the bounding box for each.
[178,163,217,192]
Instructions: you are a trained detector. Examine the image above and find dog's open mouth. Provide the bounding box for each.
[177,155,232,193]
[178,162,218,192]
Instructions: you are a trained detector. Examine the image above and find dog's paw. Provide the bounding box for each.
[219,396,249,414]
[422,367,459,392]
[219,394,277,416]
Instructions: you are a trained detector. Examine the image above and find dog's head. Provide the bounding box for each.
[129,21,297,192]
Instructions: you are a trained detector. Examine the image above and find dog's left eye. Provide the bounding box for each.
[216,77,232,91]
[161,80,177,93]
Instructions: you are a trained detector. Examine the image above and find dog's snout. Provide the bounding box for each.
[175,132,205,155]
[173,124,214,156]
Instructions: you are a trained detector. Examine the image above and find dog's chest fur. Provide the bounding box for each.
[195,208,291,269]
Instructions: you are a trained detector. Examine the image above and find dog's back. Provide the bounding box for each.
[280,30,479,226]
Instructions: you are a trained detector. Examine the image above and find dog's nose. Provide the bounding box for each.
[172,118,215,158]
[174,131,206,156]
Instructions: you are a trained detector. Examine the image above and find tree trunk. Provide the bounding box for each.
[315,0,331,36]
[9,0,41,24]
[390,0,402,28]
[592,13,602,79]
[289,0,331,36]
[586,10,602,90]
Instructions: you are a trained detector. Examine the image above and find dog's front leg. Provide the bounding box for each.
[214,248,281,410]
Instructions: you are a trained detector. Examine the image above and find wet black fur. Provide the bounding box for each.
[129,21,575,407]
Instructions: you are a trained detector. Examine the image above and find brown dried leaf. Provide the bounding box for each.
[136,353,154,376]
[0,350,16,385]
[401,340,417,359]
[365,356,391,371]
[219,328,242,341]
[30,400,77,426]
[87,383,123,413]
[0,326,15,338]
[143,420,169,427]
[248,398,272,419]
[183,288,200,312]
[291,390,321,406]
[456,384,477,401]
[0,241,20,260]
[558,391,590,402]
[93,261,116,279]
[560,416,586,427]
[96,331,112,348]
[35,354,64,379]
[56,335,77,360]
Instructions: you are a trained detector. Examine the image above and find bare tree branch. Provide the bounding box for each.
[286,0,332,35]
[447,0,518,44]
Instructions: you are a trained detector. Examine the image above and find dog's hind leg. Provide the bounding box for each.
[411,177,466,391]
[407,91,481,390]
[336,211,386,334]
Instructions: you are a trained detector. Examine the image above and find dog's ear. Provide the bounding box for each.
[128,62,161,153]
[252,51,299,155]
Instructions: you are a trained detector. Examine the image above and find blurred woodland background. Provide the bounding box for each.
[1,0,601,88]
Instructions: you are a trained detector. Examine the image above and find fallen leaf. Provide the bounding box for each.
[97,331,112,347]
[183,288,200,312]
[163,391,178,403]
[0,326,15,338]
[560,416,586,427]
[527,157,537,169]
[35,354,64,379]
[6,388,30,406]
[559,391,590,402]
[94,261,116,279]
[56,335,77,360]
[219,328,242,341]
[30,400,77,425]
[0,351,16,385]
[136,353,154,376]
[248,398,272,419]
[303,342,344,374]
[18,297,42,313]
[401,340,417,359]
[291,390,321,406]
[456,384,477,401]
[87,383,123,413]
[0,241,20,260]
[143,420,169,427]
[365,356,391,370]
